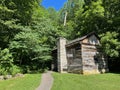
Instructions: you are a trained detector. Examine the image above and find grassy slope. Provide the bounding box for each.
[52,73,120,90]
[0,74,41,90]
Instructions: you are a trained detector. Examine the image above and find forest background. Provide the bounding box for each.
[0,0,120,75]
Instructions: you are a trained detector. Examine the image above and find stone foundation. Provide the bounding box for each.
[82,70,100,75]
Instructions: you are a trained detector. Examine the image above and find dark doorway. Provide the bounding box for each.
[108,57,120,73]
[51,49,58,71]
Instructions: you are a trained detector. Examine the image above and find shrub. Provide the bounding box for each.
[0,48,13,75]
[11,65,22,76]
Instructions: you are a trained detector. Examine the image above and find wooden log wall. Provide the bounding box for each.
[66,44,82,73]
[82,44,108,74]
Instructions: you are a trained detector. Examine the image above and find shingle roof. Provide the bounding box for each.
[66,32,99,46]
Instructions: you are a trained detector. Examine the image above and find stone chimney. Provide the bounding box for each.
[57,37,67,73]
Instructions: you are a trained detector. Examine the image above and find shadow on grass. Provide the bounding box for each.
[27,69,50,74]
[108,71,120,75]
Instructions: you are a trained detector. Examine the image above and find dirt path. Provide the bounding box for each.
[36,71,54,90]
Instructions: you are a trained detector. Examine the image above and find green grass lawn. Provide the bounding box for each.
[52,73,120,90]
[0,74,41,90]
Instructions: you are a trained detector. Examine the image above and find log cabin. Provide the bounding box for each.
[52,32,109,74]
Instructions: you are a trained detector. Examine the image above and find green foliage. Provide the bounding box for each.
[0,48,13,75]
[100,32,120,57]
[58,21,76,40]
[47,8,59,25]
[75,0,105,35]
[9,28,52,70]
[11,65,22,76]
[0,48,21,75]
[0,0,39,49]
[11,0,39,25]
[31,16,59,47]
[0,0,57,73]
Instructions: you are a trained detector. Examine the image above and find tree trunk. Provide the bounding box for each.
[64,11,68,26]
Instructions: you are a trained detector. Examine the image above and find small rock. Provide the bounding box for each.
[4,75,12,80]
[0,76,4,80]
[14,73,24,77]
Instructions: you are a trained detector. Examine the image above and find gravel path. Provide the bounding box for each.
[36,71,54,90]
